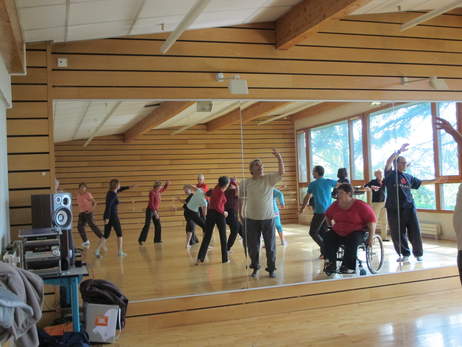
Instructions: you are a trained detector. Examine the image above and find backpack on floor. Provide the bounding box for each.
[79,279,128,329]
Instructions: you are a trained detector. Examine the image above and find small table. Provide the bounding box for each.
[42,265,88,332]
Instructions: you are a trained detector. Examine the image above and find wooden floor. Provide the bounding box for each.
[81,224,458,301]
[113,288,462,346]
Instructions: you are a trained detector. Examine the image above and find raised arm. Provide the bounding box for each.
[272,148,285,176]
[385,143,409,172]
[436,117,462,146]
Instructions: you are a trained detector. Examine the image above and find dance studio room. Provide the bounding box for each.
[1,0,462,346]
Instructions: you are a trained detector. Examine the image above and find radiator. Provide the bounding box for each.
[420,222,441,240]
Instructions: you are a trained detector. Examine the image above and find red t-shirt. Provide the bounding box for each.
[208,188,227,215]
[325,199,376,236]
[147,183,168,211]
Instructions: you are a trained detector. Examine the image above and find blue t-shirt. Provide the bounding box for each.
[273,189,285,216]
[308,178,337,214]
[384,169,421,209]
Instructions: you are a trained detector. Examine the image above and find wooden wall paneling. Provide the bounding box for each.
[8,172,51,189]
[8,154,51,171]
[50,14,462,101]
[6,102,48,118]
[7,44,52,233]
[7,137,50,153]
[6,119,49,135]
[46,42,56,190]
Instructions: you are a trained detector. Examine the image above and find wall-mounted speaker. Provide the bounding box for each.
[31,193,73,229]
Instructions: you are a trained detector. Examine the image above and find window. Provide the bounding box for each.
[369,103,434,180]
[296,101,462,212]
[310,121,350,179]
[297,132,307,182]
[413,184,436,210]
[438,102,459,176]
[441,183,459,211]
[351,118,364,180]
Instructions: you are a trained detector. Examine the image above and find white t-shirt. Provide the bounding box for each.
[240,173,282,220]
[186,189,207,213]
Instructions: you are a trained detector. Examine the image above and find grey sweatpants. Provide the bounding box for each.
[245,218,276,272]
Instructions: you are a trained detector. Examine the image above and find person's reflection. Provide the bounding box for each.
[239,148,285,278]
[384,144,436,263]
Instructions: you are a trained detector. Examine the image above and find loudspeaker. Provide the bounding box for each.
[60,228,75,271]
[31,193,73,229]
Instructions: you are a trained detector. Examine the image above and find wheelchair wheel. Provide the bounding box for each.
[366,234,384,274]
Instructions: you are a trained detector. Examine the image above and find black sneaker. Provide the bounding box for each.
[269,271,276,278]
[250,269,258,278]
[324,262,336,275]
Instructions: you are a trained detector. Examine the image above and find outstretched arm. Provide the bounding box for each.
[436,117,462,146]
[385,143,409,172]
[272,148,285,176]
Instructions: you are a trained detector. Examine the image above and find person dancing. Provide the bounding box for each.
[436,117,462,284]
[273,188,287,246]
[240,149,284,278]
[300,166,337,259]
[138,180,169,245]
[182,184,207,248]
[384,144,435,262]
[225,178,246,253]
[196,176,230,264]
[365,169,389,241]
[98,179,132,257]
[76,182,103,248]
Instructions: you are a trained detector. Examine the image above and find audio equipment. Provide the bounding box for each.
[19,228,62,276]
[31,193,72,229]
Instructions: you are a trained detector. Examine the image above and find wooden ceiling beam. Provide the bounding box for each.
[124,101,194,142]
[275,0,371,50]
[0,0,25,73]
[206,102,290,132]
[291,102,351,121]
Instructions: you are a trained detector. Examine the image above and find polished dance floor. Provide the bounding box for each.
[81,223,458,301]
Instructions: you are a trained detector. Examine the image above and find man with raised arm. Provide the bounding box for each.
[384,143,429,263]
[239,149,284,278]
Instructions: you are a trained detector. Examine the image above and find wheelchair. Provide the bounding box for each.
[332,233,384,276]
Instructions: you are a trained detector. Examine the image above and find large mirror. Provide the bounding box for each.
[53,100,458,302]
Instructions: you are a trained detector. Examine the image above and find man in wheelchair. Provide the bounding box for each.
[324,184,377,275]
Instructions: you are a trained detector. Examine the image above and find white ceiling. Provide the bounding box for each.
[17,0,462,43]
[17,0,302,43]
[53,100,317,143]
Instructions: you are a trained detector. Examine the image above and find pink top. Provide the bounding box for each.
[77,192,94,213]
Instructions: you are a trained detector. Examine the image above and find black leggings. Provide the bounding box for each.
[226,209,246,253]
[77,212,103,242]
[197,210,228,263]
[104,216,122,238]
[458,250,462,286]
[138,208,162,243]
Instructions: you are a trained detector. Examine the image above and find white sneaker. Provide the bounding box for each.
[416,256,423,261]
[281,240,288,246]
[82,240,90,248]
[95,249,101,258]
[118,251,127,257]
[397,256,409,262]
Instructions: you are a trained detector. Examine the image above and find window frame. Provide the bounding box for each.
[295,102,462,212]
